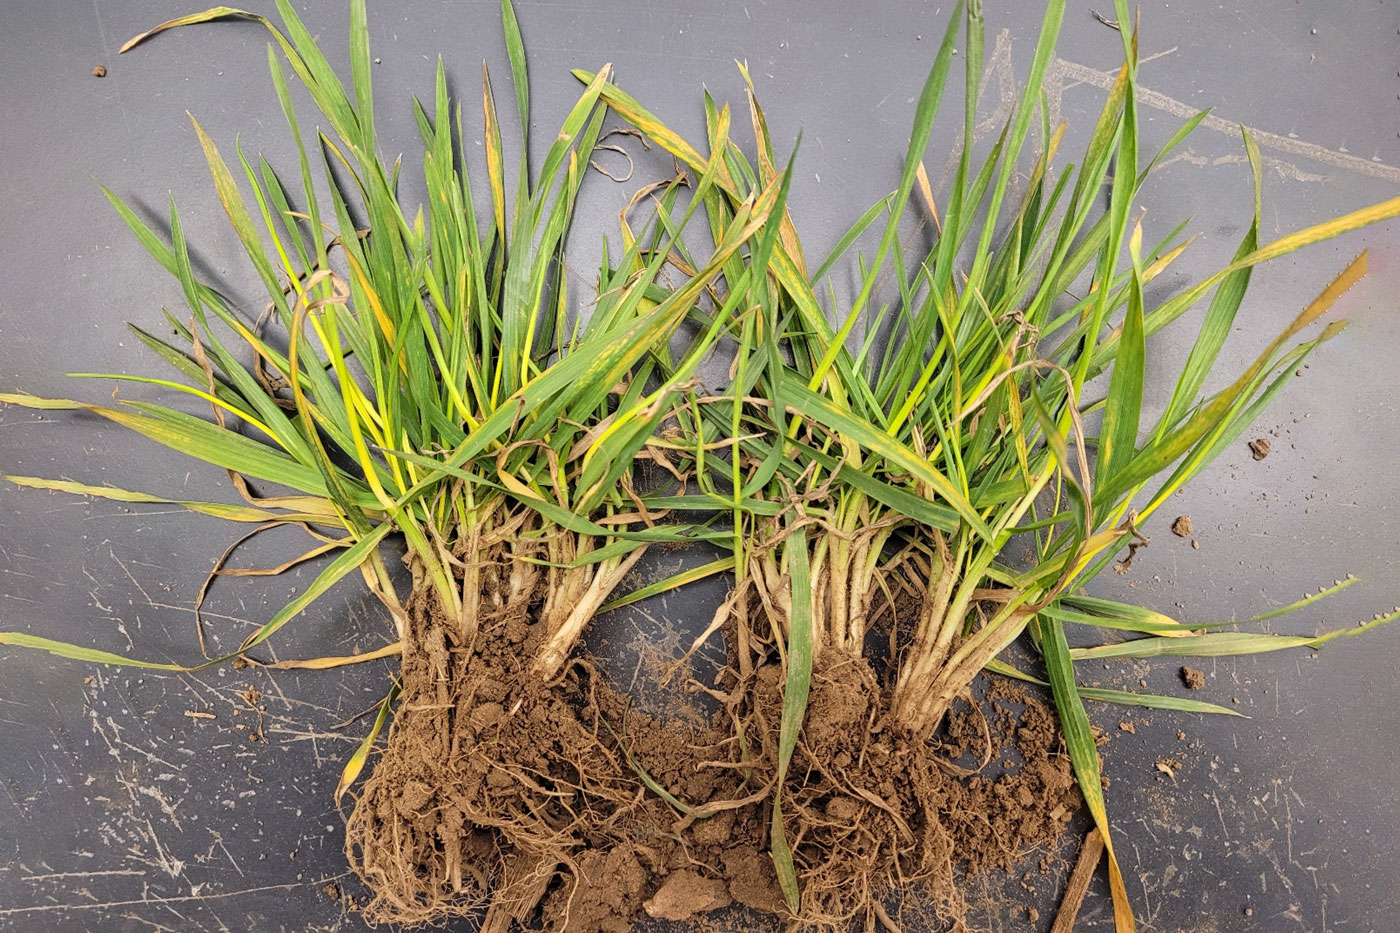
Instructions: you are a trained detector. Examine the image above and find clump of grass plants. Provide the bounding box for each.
[585,1,1400,928]
[4,1,1399,931]
[2,0,780,926]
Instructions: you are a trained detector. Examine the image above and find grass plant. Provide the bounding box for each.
[3,0,774,919]
[586,1,1400,925]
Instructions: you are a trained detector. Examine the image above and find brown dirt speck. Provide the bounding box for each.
[1248,437,1271,460]
[92,64,107,77]
[1171,515,1192,537]
[1181,666,1206,690]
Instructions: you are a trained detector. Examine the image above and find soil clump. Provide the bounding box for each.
[1180,666,1207,690]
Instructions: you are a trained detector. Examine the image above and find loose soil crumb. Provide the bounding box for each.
[1118,721,1135,734]
[344,559,1082,932]
[1248,437,1271,460]
[237,684,267,742]
[92,64,107,77]
[1171,515,1192,537]
[1181,666,1206,690]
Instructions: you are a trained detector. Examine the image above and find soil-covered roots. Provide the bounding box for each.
[345,563,644,928]
[346,563,1079,931]
[735,654,1081,930]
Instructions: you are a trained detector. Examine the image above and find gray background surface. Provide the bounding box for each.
[1,1,1398,930]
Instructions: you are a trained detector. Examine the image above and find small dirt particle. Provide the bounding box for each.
[1118,721,1135,734]
[1155,758,1180,780]
[1244,906,1254,916]
[1181,666,1206,689]
[1192,539,1200,550]
[1171,515,1192,537]
[1248,437,1271,460]
[92,64,107,77]
[323,882,341,901]
[1028,906,1040,922]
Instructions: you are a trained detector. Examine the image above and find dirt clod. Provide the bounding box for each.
[722,846,786,915]
[643,869,731,921]
[1171,515,1192,537]
[1181,666,1206,689]
[92,64,107,77]
[1248,437,1271,460]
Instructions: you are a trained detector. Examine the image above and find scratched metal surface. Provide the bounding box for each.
[1,2,1398,931]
